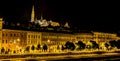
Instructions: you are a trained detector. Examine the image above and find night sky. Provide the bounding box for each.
[0,0,119,32]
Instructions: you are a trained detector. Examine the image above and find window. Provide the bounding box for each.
[14,34,16,37]
[21,35,23,37]
[10,34,12,37]
[38,35,40,38]
[6,34,7,36]
[34,35,35,38]
[6,40,7,43]
[28,35,30,38]
[2,33,4,36]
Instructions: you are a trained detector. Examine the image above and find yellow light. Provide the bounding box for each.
[0,18,3,20]
[17,38,20,42]
[47,39,50,43]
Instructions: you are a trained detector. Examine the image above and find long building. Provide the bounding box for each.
[0,18,120,52]
[0,6,120,51]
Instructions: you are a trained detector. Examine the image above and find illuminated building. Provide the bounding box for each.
[92,32,118,45]
[30,5,60,27]
[49,20,60,27]
[0,5,120,51]
[64,22,70,28]
[0,18,120,51]
[75,32,93,43]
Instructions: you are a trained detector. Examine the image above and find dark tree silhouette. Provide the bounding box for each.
[13,50,16,54]
[76,41,86,50]
[109,40,117,47]
[61,45,65,50]
[37,44,41,50]
[65,41,75,50]
[57,45,60,50]
[25,46,30,52]
[5,51,8,54]
[104,43,109,49]
[31,45,35,51]
[70,42,75,50]
[116,40,120,49]
[43,44,48,51]
[1,47,5,54]
[90,40,99,49]
[7,49,10,54]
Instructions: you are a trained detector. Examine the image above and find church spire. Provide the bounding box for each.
[31,5,35,22]
[64,22,70,28]
[40,13,43,20]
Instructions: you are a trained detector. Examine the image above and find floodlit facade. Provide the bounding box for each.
[1,29,41,51]
[75,33,93,43]
[0,18,120,51]
[93,32,118,45]
[0,5,120,51]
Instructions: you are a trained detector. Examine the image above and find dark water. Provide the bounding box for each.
[25,59,120,61]
[25,57,120,61]
[1,58,120,61]
[1,54,120,61]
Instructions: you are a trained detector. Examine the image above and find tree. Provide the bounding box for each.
[90,40,99,49]
[76,41,86,50]
[104,43,109,49]
[115,40,120,49]
[13,50,16,54]
[57,45,60,50]
[5,51,8,54]
[1,47,5,54]
[61,45,65,50]
[25,46,30,52]
[65,41,75,50]
[109,40,117,47]
[7,49,10,54]
[37,44,41,50]
[31,45,35,51]
[43,44,48,51]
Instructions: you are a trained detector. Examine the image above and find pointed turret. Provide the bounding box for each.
[31,5,35,22]
[40,14,43,20]
[64,22,70,28]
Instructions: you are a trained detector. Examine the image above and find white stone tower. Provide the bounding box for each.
[64,22,70,28]
[31,5,35,22]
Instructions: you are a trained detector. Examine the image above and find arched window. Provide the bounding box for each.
[2,33,4,36]
[6,40,7,43]
[10,34,12,37]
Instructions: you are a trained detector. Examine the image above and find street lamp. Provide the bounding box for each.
[17,38,20,42]
[16,38,21,54]
[47,39,50,52]
[47,39,50,43]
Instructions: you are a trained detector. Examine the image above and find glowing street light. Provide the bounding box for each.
[17,38,20,42]
[47,39,50,43]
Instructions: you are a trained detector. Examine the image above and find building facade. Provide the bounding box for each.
[0,18,120,51]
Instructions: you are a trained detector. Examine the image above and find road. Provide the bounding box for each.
[0,52,120,61]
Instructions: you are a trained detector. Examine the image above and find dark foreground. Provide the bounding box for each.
[1,51,120,61]
[25,56,120,61]
[24,54,120,61]
[49,56,120,61]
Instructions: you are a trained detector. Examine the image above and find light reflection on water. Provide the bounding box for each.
[0,59,47,61]
[1,58,120,61]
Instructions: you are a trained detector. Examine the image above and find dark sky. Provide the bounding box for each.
[0,0,119,32]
